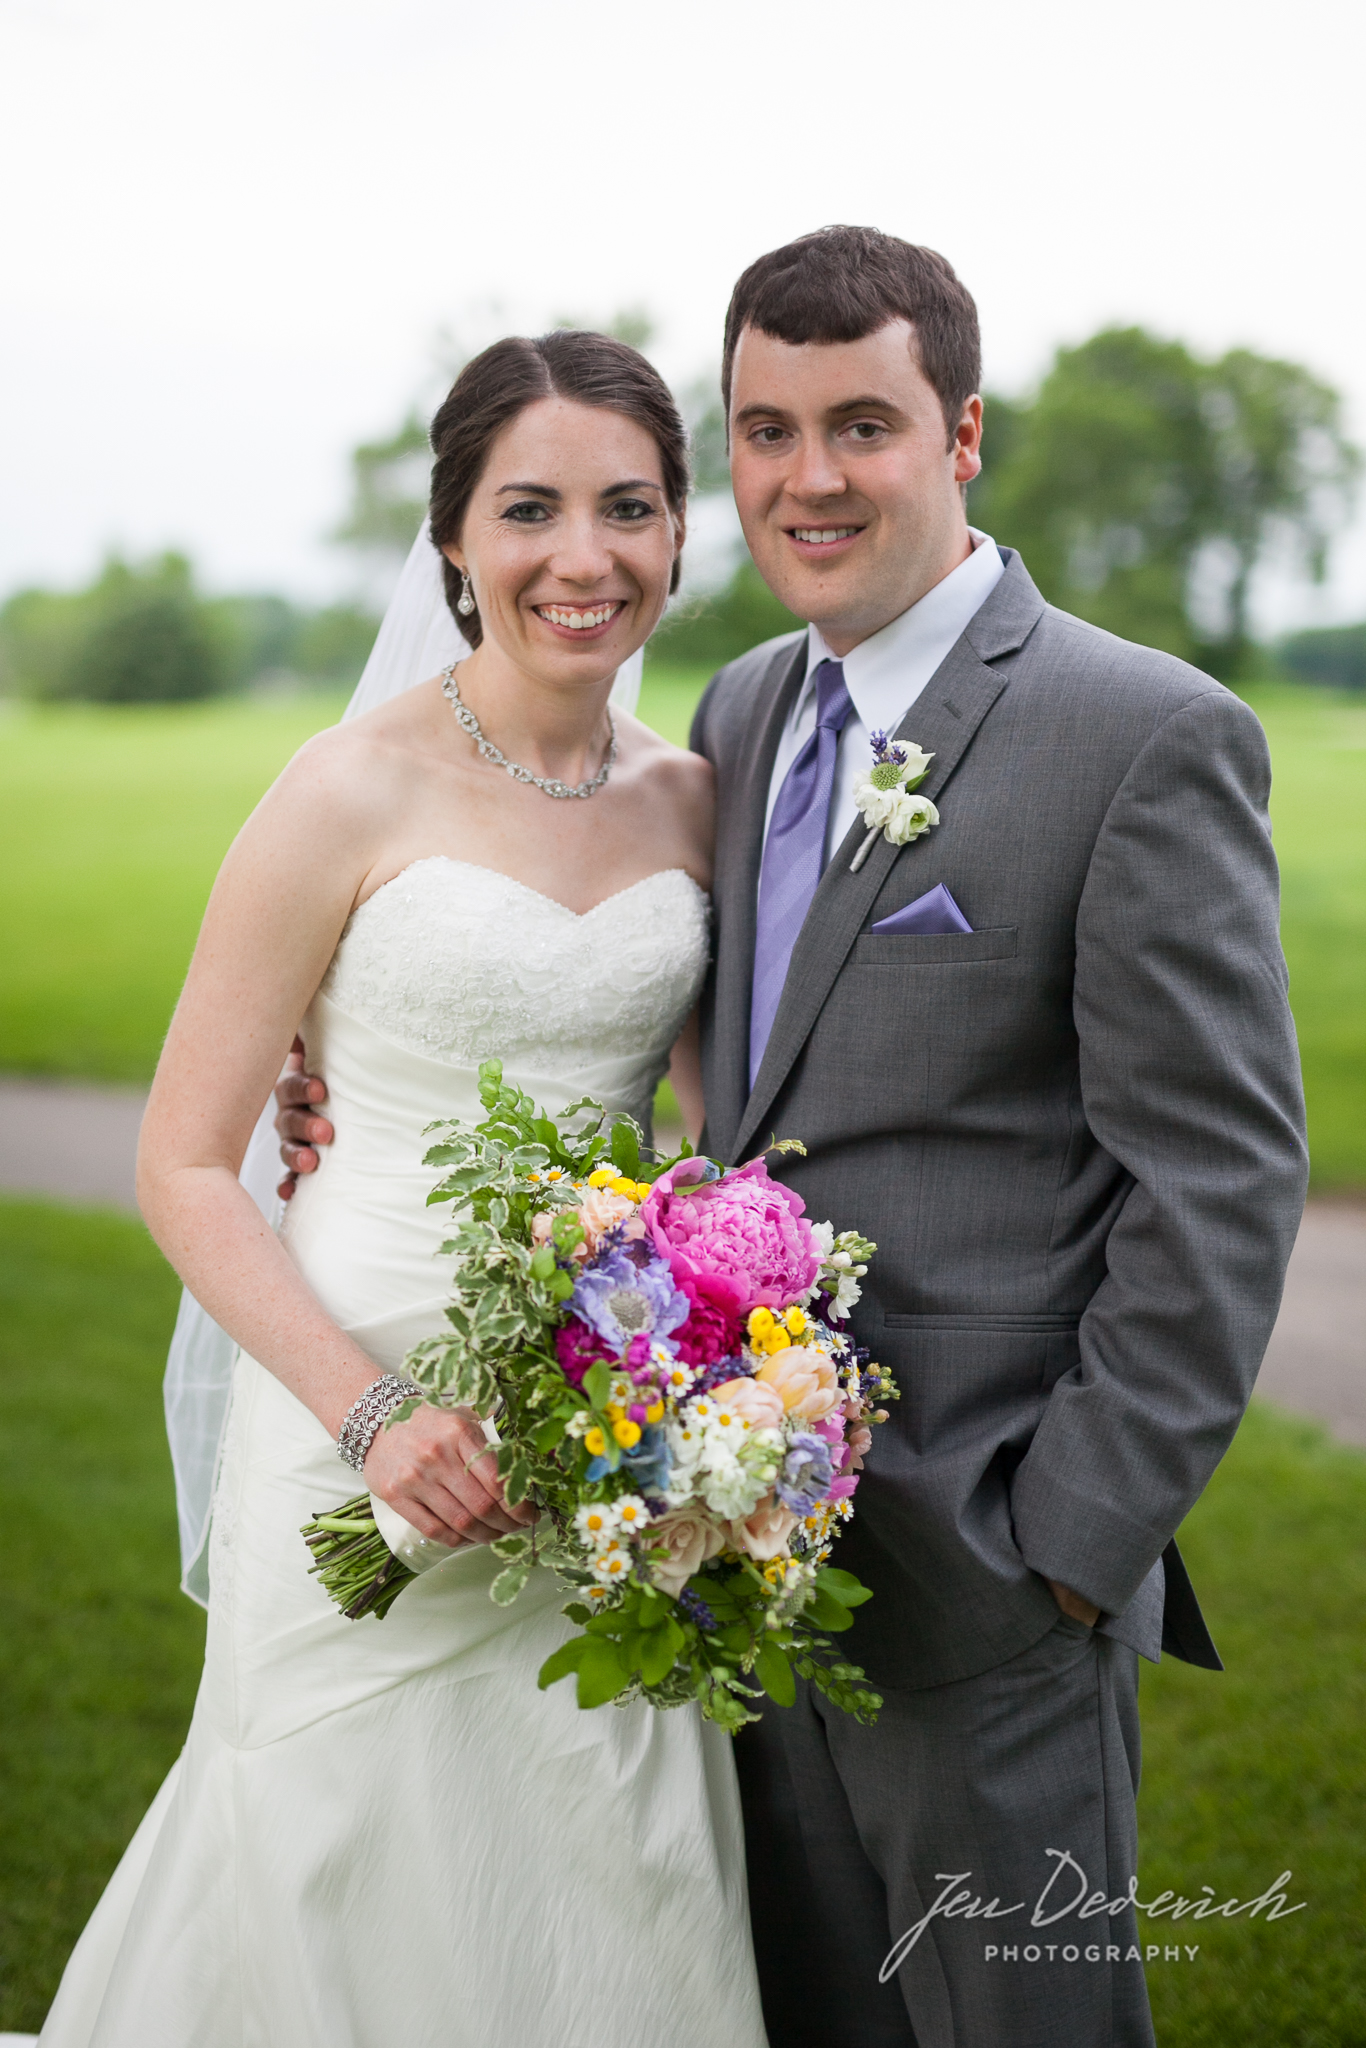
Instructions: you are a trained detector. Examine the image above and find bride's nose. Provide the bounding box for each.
[545,511,617,588]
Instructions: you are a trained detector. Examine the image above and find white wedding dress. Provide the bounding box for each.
[39,858,769,2048]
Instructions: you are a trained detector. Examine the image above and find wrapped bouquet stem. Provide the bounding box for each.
[303,1061,898,1731]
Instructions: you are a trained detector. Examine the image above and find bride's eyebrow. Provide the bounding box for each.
[496,483,560,498]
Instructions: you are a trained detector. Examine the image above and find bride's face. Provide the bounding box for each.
[444,396,684,686]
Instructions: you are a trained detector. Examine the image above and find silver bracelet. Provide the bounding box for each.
[337,1374,421,1473]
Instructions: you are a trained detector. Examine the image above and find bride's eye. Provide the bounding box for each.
[503,500,552,523]
[607,498,654,522]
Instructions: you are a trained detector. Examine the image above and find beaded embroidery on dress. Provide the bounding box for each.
[37,862,767,2048]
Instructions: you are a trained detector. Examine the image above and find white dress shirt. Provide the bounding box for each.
[762,529,1006,864]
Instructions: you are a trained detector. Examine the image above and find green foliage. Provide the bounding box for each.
[331,409,432,559]
[0,557,379,704]
[651,557,803,670]
[0,552,233,703]
[1279,619,1366,692]
[971,329,1359,676]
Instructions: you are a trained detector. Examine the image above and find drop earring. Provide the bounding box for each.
[456,570,476,618]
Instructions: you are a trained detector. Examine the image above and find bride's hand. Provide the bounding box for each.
[364,1404,536,1548]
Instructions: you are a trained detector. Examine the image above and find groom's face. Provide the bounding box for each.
[728,319,983,656]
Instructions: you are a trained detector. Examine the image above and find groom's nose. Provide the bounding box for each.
[784,431,849,505]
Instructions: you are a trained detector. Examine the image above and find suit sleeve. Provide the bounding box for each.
[1010,688,1309,1615]
[688,668,725,761]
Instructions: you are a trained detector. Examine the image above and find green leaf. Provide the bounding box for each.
[529,1245,556,1281]
[582,1360,612,1410]
[815,1567,875,1609]
[532,1415,567,1454]
[537,1636,588,1689]
[610,1121,641,1178]
[503,1457,532,1506]
[561,1603,593,1626]
[639,1628,681,1687]
[489,1532,531,1561]
[754,1636,797,1705]
[576,1635,631,1708]
[549,1270,574,1301]
[806,1588,854,1632]
[490,1562,532,1606]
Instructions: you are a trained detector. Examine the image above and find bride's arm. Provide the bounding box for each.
[137,736,529,1547]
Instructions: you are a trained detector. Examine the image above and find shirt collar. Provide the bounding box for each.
[802,528,1005,733]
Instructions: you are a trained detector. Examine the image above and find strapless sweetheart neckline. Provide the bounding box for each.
[361,855,705,923]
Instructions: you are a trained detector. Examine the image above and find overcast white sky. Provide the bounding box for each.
[3,0,1364,630]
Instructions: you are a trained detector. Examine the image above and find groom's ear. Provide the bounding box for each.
[951,395,984,485]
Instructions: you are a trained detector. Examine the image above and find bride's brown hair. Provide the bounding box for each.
[428,330,691,646]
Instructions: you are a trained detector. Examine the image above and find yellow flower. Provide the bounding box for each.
[584,1426,607,1456]
[612,1417,642,1448]
[748,1307,776,1340]
[783,1306,808,1338]
[587,1168,618,1188]
[605,1402,626,1423]
[644,1399,664,1424]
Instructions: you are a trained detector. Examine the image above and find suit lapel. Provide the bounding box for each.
[731,554,1045,1161]
[704,637,807,1154]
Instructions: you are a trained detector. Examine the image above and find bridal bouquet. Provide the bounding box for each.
[303,1062,898,1731]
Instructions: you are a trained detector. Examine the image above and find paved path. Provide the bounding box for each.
[2,1077,1362,1447]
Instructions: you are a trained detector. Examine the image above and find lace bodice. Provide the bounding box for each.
[320,857,710,1075]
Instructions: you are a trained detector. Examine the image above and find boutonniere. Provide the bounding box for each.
[849,729,939,872]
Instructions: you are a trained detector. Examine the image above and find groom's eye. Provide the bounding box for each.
[846,420,889,443]
[748,425,788,447]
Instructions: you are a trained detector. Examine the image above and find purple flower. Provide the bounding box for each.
[570,1248,689,1357]
[774,1432,835,1512]
[869,729,909,769]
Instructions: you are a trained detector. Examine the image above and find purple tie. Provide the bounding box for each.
[749,658,854,1087]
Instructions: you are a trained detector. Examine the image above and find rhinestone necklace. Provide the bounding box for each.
[441,662,617,800]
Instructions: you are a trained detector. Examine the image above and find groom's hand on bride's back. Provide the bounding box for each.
[274,1036,333,1199]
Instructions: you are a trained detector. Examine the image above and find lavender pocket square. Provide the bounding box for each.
[870,883,973,936]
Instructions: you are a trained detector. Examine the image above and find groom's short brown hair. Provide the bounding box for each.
[722,226,981,439]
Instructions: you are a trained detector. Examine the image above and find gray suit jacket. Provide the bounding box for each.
[690,550,1308,1690]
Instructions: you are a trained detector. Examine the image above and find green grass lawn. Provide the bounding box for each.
[0,673,1361,1183]
[0,1196,1361,2040]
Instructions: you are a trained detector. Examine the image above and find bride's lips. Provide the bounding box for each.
[532,600,627,642]
[785,525,865,562]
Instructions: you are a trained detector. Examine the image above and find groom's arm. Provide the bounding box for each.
[1010,683,1308,1621]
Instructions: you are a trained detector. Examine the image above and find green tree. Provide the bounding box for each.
[971,329,1359,674]
[332,411,432,560]
[650,558,801,670]
[0,554,232,702]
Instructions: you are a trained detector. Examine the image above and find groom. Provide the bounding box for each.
[684,226,1305,2048]
[278,228,1307,2046]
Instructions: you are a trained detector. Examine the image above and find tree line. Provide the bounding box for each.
[2,322,1360,702]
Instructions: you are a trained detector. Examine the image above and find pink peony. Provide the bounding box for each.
[672,1271,746,1368]
[641,1157,820,1313]
[709,1375,785,1431]
[726,1491,800,1561]
[554,1317,610,1389]
[754,1345,842,1421]
[646,1508,726,1596]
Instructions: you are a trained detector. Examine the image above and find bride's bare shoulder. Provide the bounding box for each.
[268,678,446,820]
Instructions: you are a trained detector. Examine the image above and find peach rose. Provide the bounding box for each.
[726,1491,800,1561]
[709,1375,785,1432]
[754,1345,841,1421]
[646,1508,726,1597]
[531,1187,645,1258]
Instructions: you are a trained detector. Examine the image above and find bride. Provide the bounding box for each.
[39,331,769,2048]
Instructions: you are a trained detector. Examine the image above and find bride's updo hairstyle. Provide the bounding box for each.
[428,330,691,647]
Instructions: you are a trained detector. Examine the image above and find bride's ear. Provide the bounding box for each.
[440,541,467,573]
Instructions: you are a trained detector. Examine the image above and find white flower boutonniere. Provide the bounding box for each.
[849,729,939,872]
